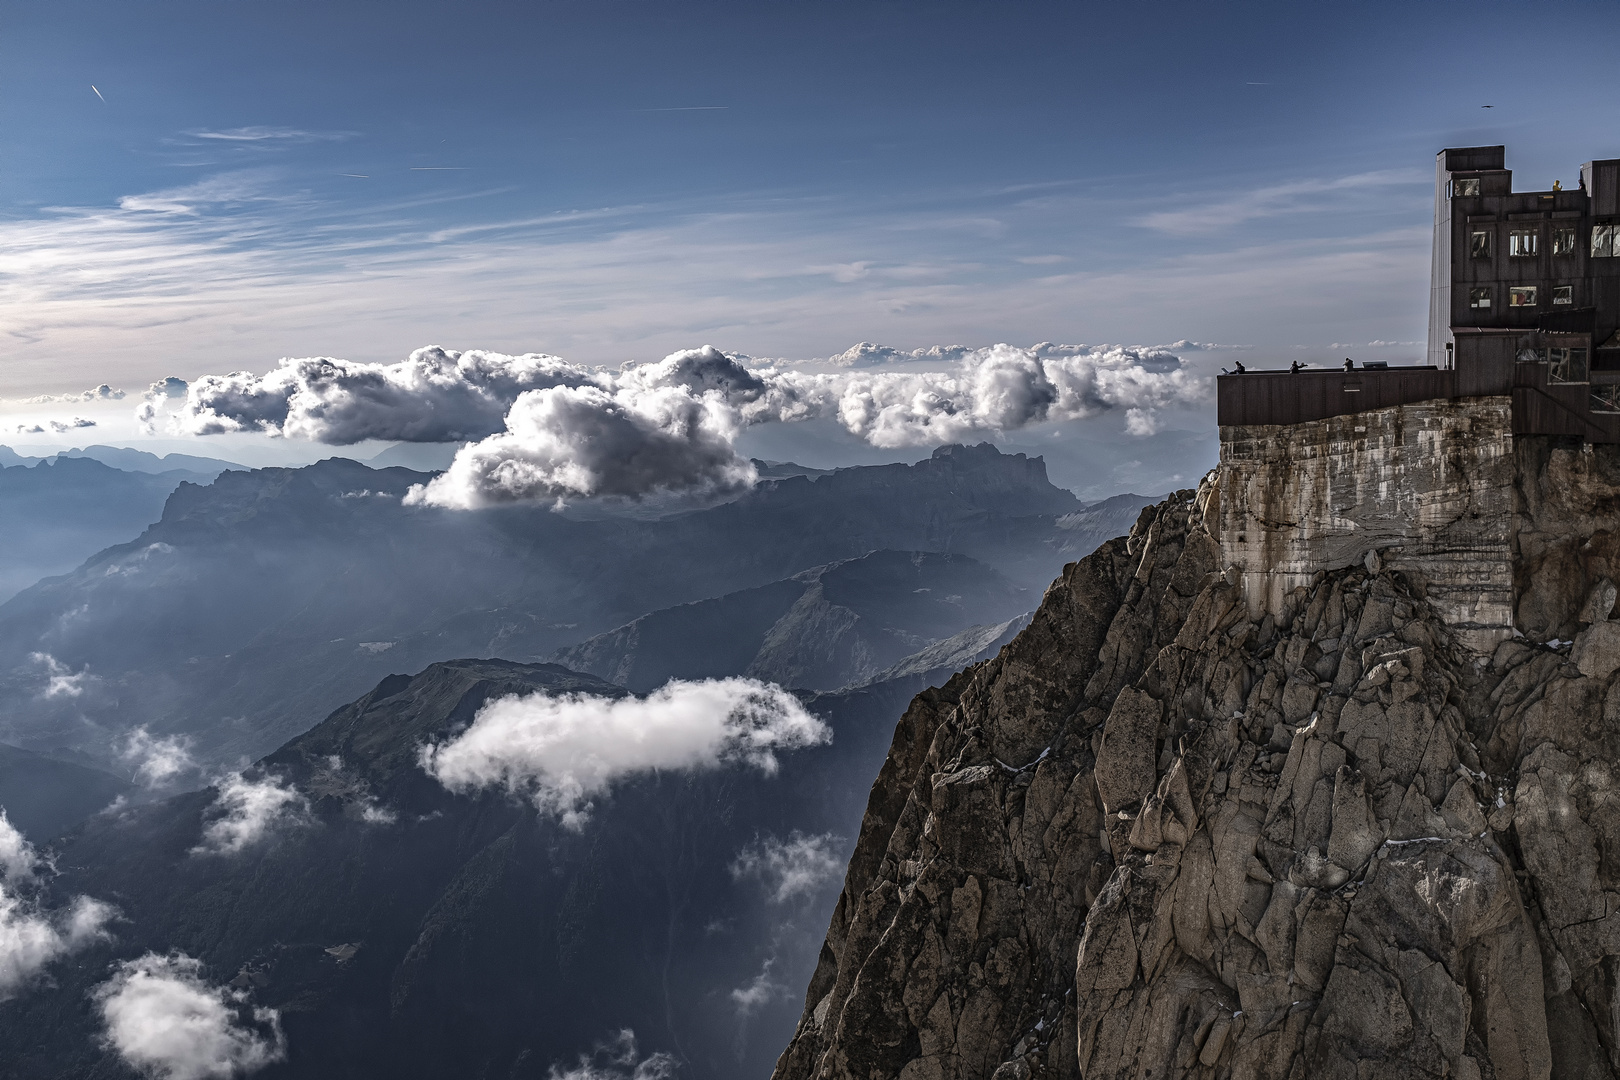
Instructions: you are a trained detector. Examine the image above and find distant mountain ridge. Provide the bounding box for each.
[0,455,220,603]
[0,444,1138,769]
[552,550,1032,693]
[0,443,244,476]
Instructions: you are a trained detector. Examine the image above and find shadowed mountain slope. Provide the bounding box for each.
[0,743,129,841]
[553,550,1032,693]
[0,659,926,1080]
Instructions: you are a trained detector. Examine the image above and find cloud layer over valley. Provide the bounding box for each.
[0,812,115,1000]
[140,341,1205,504]
[190,773,308,856]
[419,678,829,827]
[94,952,286,1080]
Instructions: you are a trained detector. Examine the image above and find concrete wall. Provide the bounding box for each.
[1219,397,1516,652]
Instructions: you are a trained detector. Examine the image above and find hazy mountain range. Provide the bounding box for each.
[0,443,1148,771]
[0,441,1151,1079]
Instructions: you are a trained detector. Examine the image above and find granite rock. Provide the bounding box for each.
[773,469,1620,1080]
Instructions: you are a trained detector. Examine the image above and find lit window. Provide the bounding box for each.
[1594,224,1618,258]
[1454,177,1481,197]
[1509,230,1539,257]
[1509,286,1539,307]
[1550,347,1589,383]
[1553,285,1574,305]
[1470,231,1493,259]
[1469,287,1492,309]
[1594,385,1620,413]
[1553,228,1577,256]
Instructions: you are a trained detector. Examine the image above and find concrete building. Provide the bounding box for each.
[1219,145,1620,439]
[1215,144,1620,651]
[1430,146,1620,409]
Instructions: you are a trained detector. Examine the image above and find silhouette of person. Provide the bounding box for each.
[1291,361,1301,373]
[1233,361,1246,374]
[1344,357,1354,371]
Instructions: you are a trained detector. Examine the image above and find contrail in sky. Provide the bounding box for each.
[91,85,106,102]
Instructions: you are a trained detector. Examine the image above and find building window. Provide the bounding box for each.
[1553,228,1577,256]
[1594,385,1620,413]
[1470,287,1492,309]
[1593,224,1618,258]
[1509,286,1539,307]
[1518,348,1548,364]
[1554,285,1574,305]
[1550,347,1589,383]
[1454,177,1481,197]
[1470,230,1493,259]
[1509,230,1539,257]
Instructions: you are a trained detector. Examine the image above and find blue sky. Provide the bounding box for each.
[3,0,1618,494]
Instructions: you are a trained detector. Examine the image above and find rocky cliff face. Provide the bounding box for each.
[773,465,1620,1080]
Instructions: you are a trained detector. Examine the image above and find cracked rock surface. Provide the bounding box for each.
[773,476,1620,1080]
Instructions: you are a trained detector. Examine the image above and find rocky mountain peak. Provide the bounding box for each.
[774,469,1620,1080]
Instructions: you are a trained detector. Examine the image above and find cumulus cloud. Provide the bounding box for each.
[1123,408,1161,437]
[30,652,92,699]
[730,832,844,903]
[121,728,198,790]
[0,811,116,1000]
[21,383,125,404]
[401,345,816,506]
[146,341,1205,505]
[419,678,829,828]
[823,342,978,368]
[547,1029,675,1080]
[142,346,596,444]
[13,418,96,435]
[798,343,1200,450]
[191,773,308,856]
[94,952,285,1080]
[0,814,37,885]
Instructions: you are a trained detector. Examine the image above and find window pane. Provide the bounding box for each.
[1517,348,1548,364]
[1455,178,1480,197]
[1594,385,1620,413]
[1510,231,1539,257]
[1509,286,1539,307]
[1594,225,1617,258]
[1554,228,1577,256]
[1471,230,1493,259]
[1470,287,1492,309]
[1554,285,1574,305]
[1550,348,1590,383]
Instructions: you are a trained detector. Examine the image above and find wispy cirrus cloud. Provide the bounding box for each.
[1137,169,1424,235]
[183,126,356,144]
[0,165,1431,405]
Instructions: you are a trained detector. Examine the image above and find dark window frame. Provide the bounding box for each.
[1509,229,1539,258]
